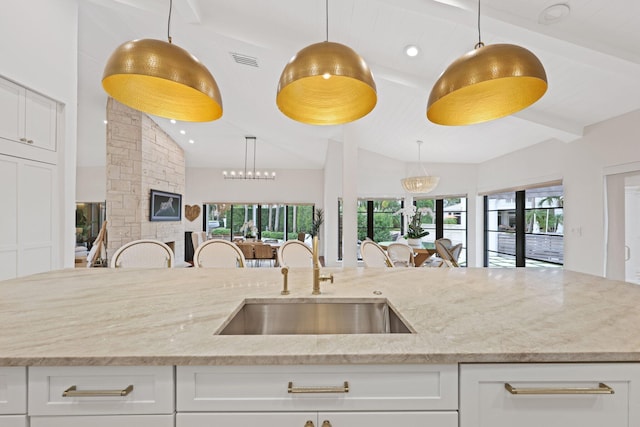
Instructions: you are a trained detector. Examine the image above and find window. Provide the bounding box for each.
[484,185,563,268]
[415,197,468,266]
[338,198,403,260]
[203,203,315,241]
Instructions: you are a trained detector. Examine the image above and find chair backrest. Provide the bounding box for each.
[361,240,394,268]
[194,240,246,268]
[254,244,275,261]
[435,238,460,267]
[236,243,255,261]
[191,231,206,251]
[278,240,313,268]
[110,239,174,268]
[449,243,463,262]
[386,242,415,267]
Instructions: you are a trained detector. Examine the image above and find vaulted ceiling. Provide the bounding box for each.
[77,0,640,170]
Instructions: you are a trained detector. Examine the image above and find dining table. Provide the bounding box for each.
[378,241,436,267]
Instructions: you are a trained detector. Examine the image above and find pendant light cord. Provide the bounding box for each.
[167,0,173,43]
[475,0,484,48]
[417,141,429,176]
[325,0,329,41]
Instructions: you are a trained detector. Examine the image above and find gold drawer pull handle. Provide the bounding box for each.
[62,384,134,397]
[288,381,349,394]
[304,422,315,427]
[505,382,614,395]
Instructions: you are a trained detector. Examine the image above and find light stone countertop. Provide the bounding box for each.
[1,267,640,366]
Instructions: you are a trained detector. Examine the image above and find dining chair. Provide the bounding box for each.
[435,238,461,267]
[386,242,415,267]
[277,240,313,268]
[253,244,275,267]
[194,240,246,268]
[360,240,394,268]
[236,243,255,266]
[110,239,174,268]
[191,231,207,252]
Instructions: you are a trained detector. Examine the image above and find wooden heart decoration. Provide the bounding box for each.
[185,204,201,222]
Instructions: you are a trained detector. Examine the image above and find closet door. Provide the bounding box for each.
[18,159,55,277]
[0,155,19,280]
[0,154,56,280]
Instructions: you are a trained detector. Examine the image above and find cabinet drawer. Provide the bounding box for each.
[28,366,174,416]
[177,364,458,412]
[460,363,640,427]
[0,367,26,414]
[0,415,28,427]
[30,415,174,427]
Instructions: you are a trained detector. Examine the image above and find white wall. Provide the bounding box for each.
[76,166,106,202]
[477,109,640,276]
[0,0,78,269]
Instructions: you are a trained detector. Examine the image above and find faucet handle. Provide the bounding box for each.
[281,267,290,295]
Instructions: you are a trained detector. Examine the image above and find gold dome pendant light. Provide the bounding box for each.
[427,0,547,126]
[102,0,222,122]
[401,141,440,194]
[276,0,377,125]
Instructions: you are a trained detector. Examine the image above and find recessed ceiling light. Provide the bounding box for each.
[180,130,186,135]
[539,3,570,25]
[170,119,176,124]
[405,45,420,57]
[188,139,194,144]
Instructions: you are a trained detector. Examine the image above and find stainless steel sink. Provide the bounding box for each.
[216,299,413,335]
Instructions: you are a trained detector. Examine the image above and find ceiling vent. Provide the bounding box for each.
[230,52,259,67]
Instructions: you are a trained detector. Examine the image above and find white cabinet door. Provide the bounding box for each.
[17,160,56,277]
[318,411,457,427]
[177,412,316,427]
[0,416,28,427]
[0,155,56,280]
[177,411,457,427]
[0,77,24,143]
[460,363,640,427]
[0,77,58,163]
[0,155,19,281]
[30,415,174,427]
[24,89,57,151]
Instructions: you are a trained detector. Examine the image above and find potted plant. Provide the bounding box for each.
[310,208,324,238]
[395,205,431,248]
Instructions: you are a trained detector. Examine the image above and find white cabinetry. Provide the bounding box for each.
[176,364,458,427]
[0,367,27,427]
[28,366,174,427]
[460,363,640,427]
[0,77,57,163]
[179,411,456,427]
[0,154,56,280]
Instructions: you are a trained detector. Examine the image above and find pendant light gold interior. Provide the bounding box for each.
[277,41,377,125]
[102,38,222,122]
[427,43,547,126]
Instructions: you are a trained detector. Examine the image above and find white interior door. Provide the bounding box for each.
[625,174,640,284]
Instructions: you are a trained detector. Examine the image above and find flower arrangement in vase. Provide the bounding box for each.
[240,220,258,240]
[394,205,431,247]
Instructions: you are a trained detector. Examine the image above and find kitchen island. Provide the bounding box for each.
[1,266,639,366]
[3,267,640,427]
